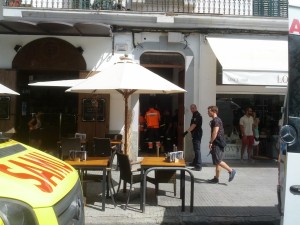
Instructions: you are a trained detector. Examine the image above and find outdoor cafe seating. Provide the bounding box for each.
[63,137,118,210]
[82,150,117,206]
[115,151,159,210]
[83,137,117,196]
[114,151,193,212]
[105,133,122,152]
[75,132,87,150]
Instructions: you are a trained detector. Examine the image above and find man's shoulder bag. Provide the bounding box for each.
[213,135,227,149]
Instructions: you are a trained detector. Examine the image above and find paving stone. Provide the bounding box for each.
[85,159,280,225]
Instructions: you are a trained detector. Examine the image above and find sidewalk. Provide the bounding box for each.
[84,158,280,225]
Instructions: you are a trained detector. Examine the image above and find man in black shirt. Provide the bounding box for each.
[207,105,236,183]
[183,104,203,171]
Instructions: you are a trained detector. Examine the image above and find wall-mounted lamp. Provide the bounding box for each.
[14,44,22,52]
[77,47,84,54]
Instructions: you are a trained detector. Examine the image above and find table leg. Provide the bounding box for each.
[78,169,86,196]
[180,170,185,212]
[107,171,116,207]
[102,168,106,211]
[141,168,145,212]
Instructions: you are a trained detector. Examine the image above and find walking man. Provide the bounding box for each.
[183,104,203,171]
[207,105,236,183]
[239,107,254,160]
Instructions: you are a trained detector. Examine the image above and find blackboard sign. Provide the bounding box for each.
[82,98,105,122]
[0,97,10,120]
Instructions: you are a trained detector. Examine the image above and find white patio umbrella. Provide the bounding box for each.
[66,57,186,155]
[29,79,86,87]
[0,83,19,95]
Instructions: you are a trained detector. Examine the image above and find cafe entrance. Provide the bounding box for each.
[139,52,185,154]
[11,37,110,152]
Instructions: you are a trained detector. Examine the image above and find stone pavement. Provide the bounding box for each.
[84,158,280,225]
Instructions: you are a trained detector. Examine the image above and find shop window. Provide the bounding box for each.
[216,94,284,159]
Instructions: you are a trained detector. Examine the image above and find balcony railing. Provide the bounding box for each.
[4,0,288,17]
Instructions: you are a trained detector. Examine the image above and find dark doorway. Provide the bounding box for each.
[140,52,185,155]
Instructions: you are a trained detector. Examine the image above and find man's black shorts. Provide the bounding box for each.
[211,145,224,165]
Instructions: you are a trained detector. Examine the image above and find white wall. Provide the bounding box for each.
[0,35,113,70]
[182,34,199,161]
[198,34,218,163]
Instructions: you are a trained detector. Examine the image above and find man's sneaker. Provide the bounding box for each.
[229,169,236,182]
[207,176,219,184]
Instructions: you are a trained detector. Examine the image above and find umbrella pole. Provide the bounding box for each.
[120,89,136,155]
[124,94,129,155]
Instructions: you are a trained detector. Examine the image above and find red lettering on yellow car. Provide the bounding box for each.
[8,159,63,186]
[19,152,73,180]
[0,151,76,193]
[0,164,53,193]
[290,19,300,35]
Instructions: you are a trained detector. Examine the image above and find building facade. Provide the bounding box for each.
[0,0,288,162]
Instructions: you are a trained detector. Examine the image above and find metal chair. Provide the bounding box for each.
[75,132,86,140]
[60,137,82,160]
[153,170,177,196]
[116,152,143,210]
[92,137,115,157]
[150,152,177,196]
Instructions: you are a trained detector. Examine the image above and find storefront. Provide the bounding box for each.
[216,94,285,159]
[207,36,288,159]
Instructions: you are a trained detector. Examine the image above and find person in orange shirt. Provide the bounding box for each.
[145,105,161,153]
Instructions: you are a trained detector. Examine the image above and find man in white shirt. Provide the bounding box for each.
[239,107,254,160]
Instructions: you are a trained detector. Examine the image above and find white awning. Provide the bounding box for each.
[207,37,288,86]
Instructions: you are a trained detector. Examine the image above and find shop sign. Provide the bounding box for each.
[223,144,248,159]
[289,4,300,35]
[223,71,288,86]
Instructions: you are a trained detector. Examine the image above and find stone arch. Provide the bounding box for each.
[12,37,86,70]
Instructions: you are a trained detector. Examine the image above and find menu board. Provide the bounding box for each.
[82,98,105,122]
[0,97,10,120]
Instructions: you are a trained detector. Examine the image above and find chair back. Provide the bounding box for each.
[60,137,81,160]
[75,132,86,140]
[93,137,112,157]
[116,152,132,183]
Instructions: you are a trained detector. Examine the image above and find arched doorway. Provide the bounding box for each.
[12,37,86,150]
[140,52,185,153]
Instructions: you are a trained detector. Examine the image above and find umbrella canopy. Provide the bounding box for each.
[66,61,186,94]
[0,83,19,95]
[66,58,186,155]
[29,79,86,87]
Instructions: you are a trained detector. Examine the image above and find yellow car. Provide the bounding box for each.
[0,138,84,225]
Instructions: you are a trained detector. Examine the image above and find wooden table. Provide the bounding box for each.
[64,157,110,211]
[140,157,194,213]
